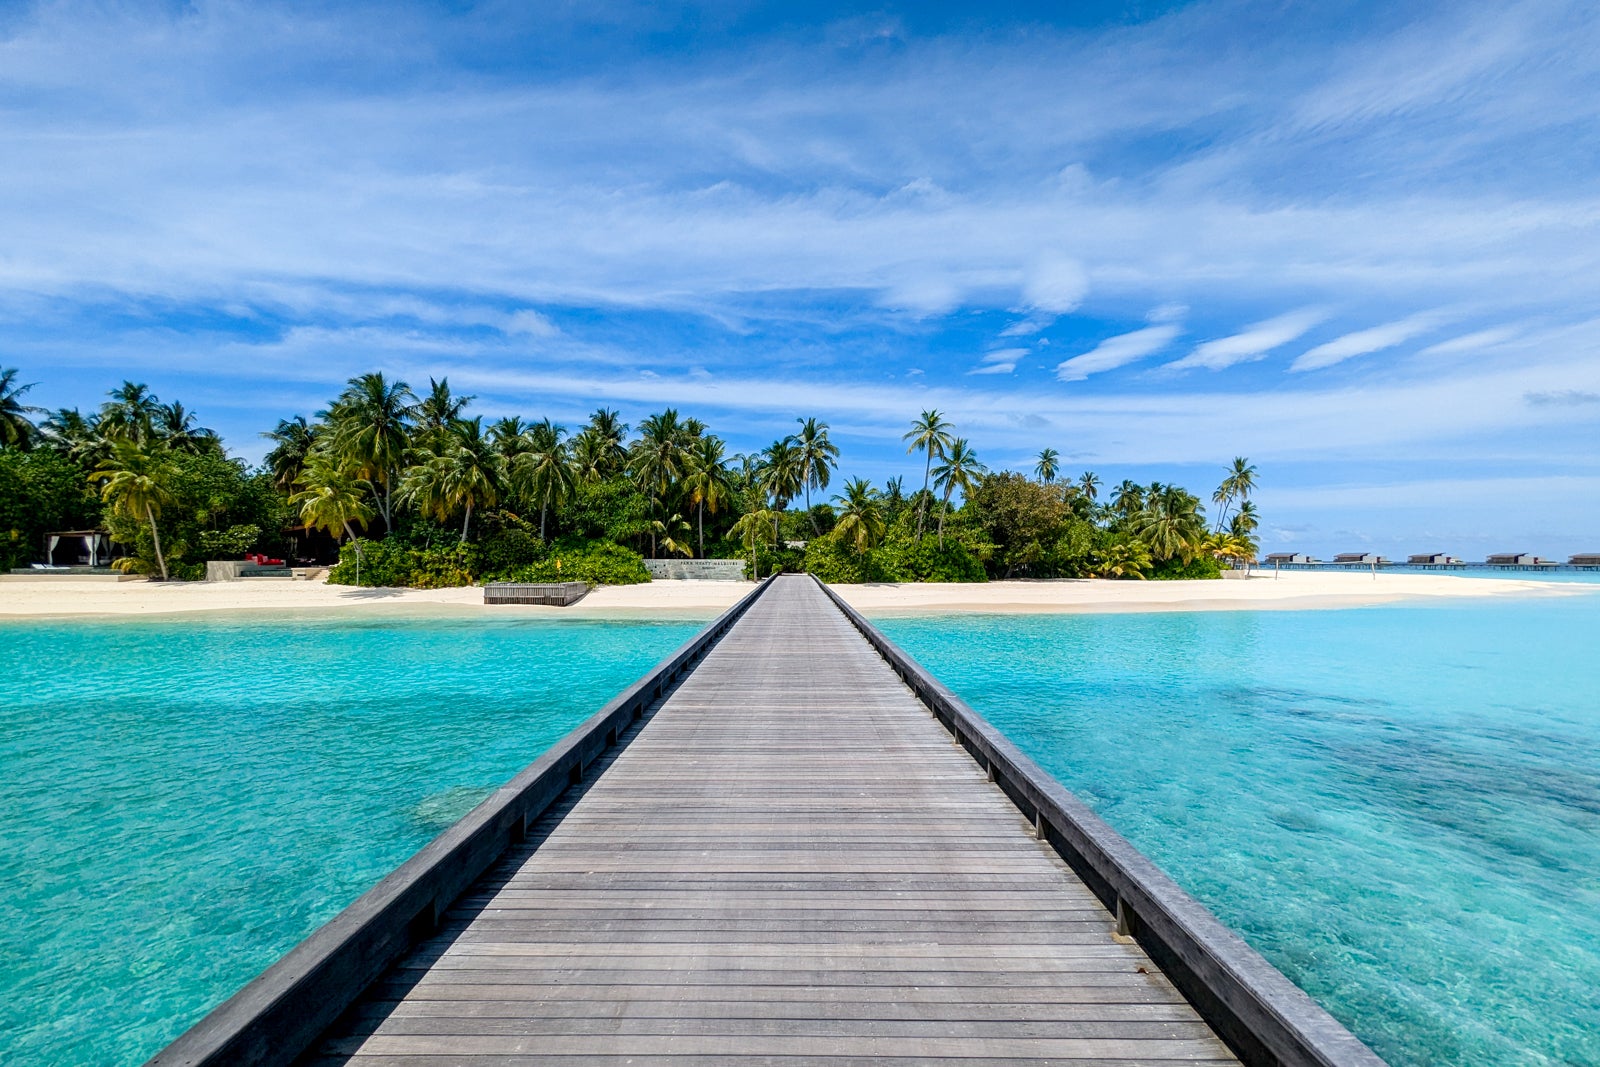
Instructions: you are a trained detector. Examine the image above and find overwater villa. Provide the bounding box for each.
[1487,552,1558,567]
[1569,553,1600,568]
[1333,552,1388,565]
[1265,552,1317,564]
[1407,553,1464,565]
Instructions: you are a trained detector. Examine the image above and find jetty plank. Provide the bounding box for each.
[311,575,1240,1065]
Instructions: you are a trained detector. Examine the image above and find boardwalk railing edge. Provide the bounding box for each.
[146,576,775,1067]
[812,575,1388,1067]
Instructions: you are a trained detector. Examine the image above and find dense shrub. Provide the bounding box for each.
[877,533,987,582]
[477,522,546,574]
[1149,553,1222,580]
[802,531,895,584]
[197,524,262,560]
[489,540,648,587]
[327,538,478,588]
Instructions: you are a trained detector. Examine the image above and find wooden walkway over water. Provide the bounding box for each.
[310,575,1235,1065]
[152,574,1383,1067]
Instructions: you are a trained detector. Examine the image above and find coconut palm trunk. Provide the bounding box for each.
[917,454,933,537]
[937,487,953,549]
[698,502,705,557]
[461,501,473,543]
[146,502,168,581]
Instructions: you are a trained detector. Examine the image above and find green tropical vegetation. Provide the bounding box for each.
[0,365,1261,584]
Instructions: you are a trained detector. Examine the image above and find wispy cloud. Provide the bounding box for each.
[970,347,1027,375]
[1056,321,1181,381]
[1419,325,1521,356]
[1167,308,1329,371]
[1525,389,1600,406]
[1289,312,1442,372]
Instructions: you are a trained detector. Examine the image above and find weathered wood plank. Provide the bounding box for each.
[311,575,1241,1066]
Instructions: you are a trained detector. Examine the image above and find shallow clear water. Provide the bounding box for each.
[0,612,701,1066]
[877,595,1600,1067]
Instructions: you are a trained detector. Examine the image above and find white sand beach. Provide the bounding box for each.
[0,570,1585,619]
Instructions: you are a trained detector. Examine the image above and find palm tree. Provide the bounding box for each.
[569,428,608,483]
[1230,500,1259,538]
[630,410,689,556]
[327,373,415,533]
[488,416,530,460]
[758,438,804,542]
[1033,448,1059,484]
[930,438,985,548]
[401,417,503,542]
[100,381,162,444]
[833,478,886,554]
[1134,485,1206,563]
[290,453,375,579]
[649,513,694,558]
[1212,457,1258,532]
[793,417,840,533]
[92,439,174,580]
[682,435,733,557]
[0,367,42,449]
[730,507,778,578]
[261,416,318,491]
[902,409,954,537]
[40,407,103,464]
[416,377,474,447]
[512,427,576,540]
[584,408,630,475]
[153,402,218,454]
[1111,479,1145,520]
[1094,540,1152,580]
[1078,471,1100,501]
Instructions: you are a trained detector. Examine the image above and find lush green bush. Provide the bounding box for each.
[801,531,895,584]
[477,521,546,574]
[327,538,478,588]
[1149,553,1222,580]
[197,524,262,560]
[489,540,648,587]
[878,533,987,582]
[559,476,652,545]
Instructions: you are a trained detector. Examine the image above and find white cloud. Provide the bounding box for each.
[1021,257,1089,315]
[1418,325,1521,357]
[970,347,1027,375]
[504,310,560,337]
[1056,322,1181,381]
[1167,308,1330,371]
[1289,312,1441,372]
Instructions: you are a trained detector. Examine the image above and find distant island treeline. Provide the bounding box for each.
[1,367,1261,586]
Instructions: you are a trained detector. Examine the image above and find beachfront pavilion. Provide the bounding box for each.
[43,530,113,568]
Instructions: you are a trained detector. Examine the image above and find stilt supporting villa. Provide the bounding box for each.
[147,575,1385,1067]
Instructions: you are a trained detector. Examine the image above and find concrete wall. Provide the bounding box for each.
[644,559,747,581]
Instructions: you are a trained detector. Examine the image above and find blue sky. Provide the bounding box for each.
[2,0,1598,556]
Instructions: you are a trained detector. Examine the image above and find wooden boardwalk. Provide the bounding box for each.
[308,574,1240,1065]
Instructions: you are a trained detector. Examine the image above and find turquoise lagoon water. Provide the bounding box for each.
[0,612,701,1066]
[878,593,1600,1067]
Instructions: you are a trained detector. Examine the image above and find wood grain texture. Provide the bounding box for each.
[312,574,1239,1065]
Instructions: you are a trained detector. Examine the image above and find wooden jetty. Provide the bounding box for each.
[149,575,1383,1067]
